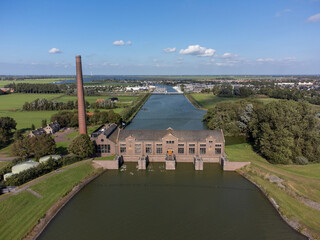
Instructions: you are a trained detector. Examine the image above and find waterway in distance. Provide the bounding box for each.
[39,88,306,240]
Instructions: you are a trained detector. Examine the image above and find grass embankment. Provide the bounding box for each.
[94,155,115,160]
[0,161,97,240]
[187,93,237,109]
[225,137,320,239]
[122,93,151,123]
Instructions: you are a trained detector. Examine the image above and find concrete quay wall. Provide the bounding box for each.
[222,161,250,171]
[93,160,119,169]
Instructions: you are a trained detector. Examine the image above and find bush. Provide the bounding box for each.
[294,156,309,165]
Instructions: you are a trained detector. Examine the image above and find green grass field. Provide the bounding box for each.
[0,78,70,88]
[225,137,320,238]
[189,94,238,109]
[0,161,96,240]
[0,93,127,130]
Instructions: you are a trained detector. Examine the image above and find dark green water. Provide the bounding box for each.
[39,92,306,240]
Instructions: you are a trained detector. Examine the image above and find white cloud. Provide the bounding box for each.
[163,47,176,53]
[275,9,292,17]
[257,58,275,62]
[257,57,297,63]
[113,40,125,46]
[221,53,239,59]
[307,13,320,22]
[113,40,132,46]
[179,45,216,57]
[48,48,62,54]
[215,53,246,66]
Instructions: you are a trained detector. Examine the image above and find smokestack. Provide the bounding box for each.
[76,55,87,135]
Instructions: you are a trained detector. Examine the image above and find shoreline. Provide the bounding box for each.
[237,169,315,240]
[23,168,104,240]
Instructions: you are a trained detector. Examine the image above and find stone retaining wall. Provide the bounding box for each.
[93,160,119,169]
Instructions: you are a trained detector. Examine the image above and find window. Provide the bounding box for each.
[120,144,126,153]
[200,145,207,154]
[215,144,221,154]
[209,140,213,143]
[189,144,195,154]
[178,148,184,154]
[178,144,184,147]
[166,140,174,144]
[215,148,221,154]
[96,144,110,153]
[156,144,162,154]
[135,144,141,154]
[146,144,152,154]
[101,139,104,142]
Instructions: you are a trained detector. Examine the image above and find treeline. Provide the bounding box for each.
[6,83,63,93]
[202,85,255,98]
[50,109,122,128]
[204,100,320,164]
[122,93,151,122]
[22,98,115,111]
[260,87,320,105]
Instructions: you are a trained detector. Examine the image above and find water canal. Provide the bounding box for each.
[39,90,306,240]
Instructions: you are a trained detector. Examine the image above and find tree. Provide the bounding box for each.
[0,117,17,147]
[11,138,30,159]
[249,100,320,164]
[31,124,35,130]
[41,119,47,128]
[29,135,56,159]
[11,135,56,159]
[68,134,94,158]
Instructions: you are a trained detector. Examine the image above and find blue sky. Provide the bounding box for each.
[0,0,319,75]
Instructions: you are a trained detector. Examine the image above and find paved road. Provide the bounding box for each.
[0,159,92,202]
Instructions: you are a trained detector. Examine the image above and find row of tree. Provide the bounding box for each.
[22,98,116,111]
[204,100,320,164]
[202,85,255,98]
[5,83,62,93]
[50,109,122,128]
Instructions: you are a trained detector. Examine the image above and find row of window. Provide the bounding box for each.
[97,143,222,155]
[119,143,221,155]
[96,144,111,153]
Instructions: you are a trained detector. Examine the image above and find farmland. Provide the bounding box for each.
[0,93,137,129]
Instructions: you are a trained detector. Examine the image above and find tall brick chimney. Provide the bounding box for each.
[76,55,87,135]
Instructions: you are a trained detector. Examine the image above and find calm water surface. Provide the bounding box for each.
[39,89,306,240]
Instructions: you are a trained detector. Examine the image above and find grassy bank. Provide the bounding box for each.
[0,161,97,240]
[225,137,320,239]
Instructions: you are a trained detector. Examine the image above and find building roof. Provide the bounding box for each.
[118,128,224,142]
[91,123,119,143]
[12,160,40,174]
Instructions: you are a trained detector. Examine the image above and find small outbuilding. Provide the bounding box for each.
[39,155,62,163]
[3,172,16,181]
[11,160,40,174]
